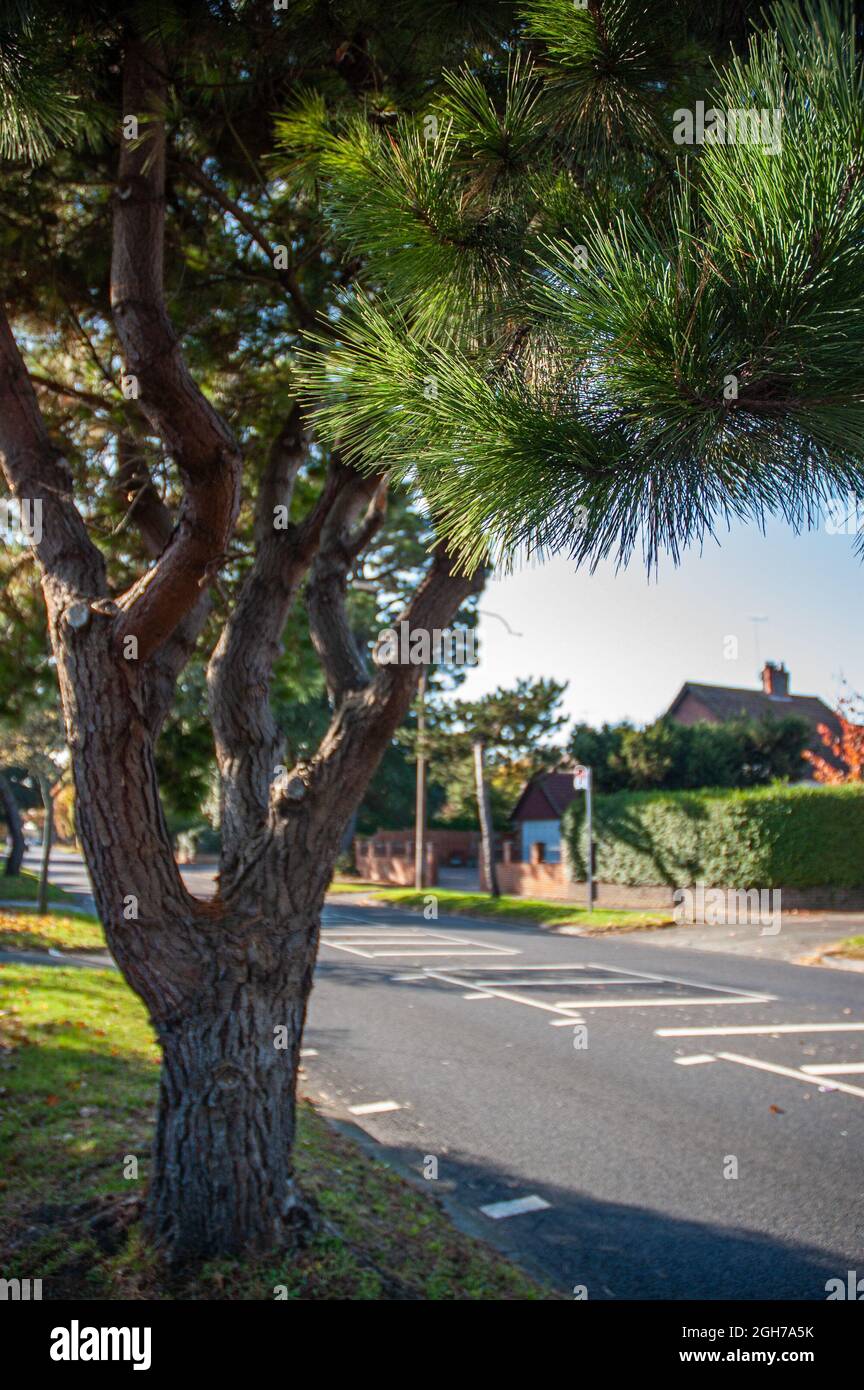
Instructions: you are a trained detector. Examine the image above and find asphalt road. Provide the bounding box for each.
[10,850,864,1300]
[303,902,864,1300]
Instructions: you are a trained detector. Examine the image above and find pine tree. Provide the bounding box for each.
[301,1,864,576]
[0,0,505,1261]
[2,0,863,1266]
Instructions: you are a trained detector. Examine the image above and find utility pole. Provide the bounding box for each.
[473,737,500,898]
[414,668,427,891]
[573,764,593,912]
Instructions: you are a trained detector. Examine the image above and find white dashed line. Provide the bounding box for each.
[715,1052,864,1099]
[657,1023,864,1038]
[480,1195,551,1220]
[348,1100,402,1116]
[674,1054,717,1066]
[800,1062,864,1076]
[549,995,767,1019]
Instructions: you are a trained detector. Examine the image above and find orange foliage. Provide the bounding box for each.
[803,692,864,783]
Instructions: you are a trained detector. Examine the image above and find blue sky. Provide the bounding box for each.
[456,516,864,730]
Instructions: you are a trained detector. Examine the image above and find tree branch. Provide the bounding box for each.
[208,415,360,879]
[306,542,487,825]
[113,432,174,557]
[305,471,387,705]
[0,304,107,609]
[110,36,242,663]
[178,160,316,331]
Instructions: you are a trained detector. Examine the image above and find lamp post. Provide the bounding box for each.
[572,764,593,912]
[414,667,427,891]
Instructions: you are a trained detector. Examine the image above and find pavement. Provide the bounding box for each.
[4,851,864,1299]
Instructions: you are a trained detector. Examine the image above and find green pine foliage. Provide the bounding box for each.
[298,1,864,573]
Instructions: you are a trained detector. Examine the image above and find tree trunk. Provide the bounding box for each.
[473,738,499,897]
[0,771,25,877]
[37,775,53,915]
[145,947,314,1261]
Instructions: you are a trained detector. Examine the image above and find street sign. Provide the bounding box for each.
[572,764,591,791]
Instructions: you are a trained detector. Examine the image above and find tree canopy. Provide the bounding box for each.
[300,1,864,573]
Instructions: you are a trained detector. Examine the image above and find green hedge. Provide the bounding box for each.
[562,783,864,889]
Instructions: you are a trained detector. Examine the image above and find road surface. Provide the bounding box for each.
[9,851,864,1299]
[302,900,864,1299]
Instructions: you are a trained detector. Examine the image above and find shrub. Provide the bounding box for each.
[563,783,864,888]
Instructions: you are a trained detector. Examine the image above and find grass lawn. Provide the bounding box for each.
[365,887,673,932]
[0,869,76,905]
[0,908,105,954]
[0,962,548,1300]
[826,934,864,960]
[327,879,381,894]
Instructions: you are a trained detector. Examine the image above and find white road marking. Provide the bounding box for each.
[423,970,583,1018]
[549,995,768,1020]
[364,948,516,958]
[674,1054,717,1066]
[715,1052,864,1100]
[479,977,642,987]
[300,1048,318,1057]
[800,1062,864,1075]
[592,960,774,1001]
[480,1195,551,1220]
[321,927,518,959]
[422,960,771,1022]
[463,992,497,1000]
[348,1100,402,1116]
[657,1022,864,1038]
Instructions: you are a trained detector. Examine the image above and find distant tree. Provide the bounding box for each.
[0,770,25,876]
[805,690,864,782]
[413,677,568,891]
[0,703,66,912]
[569,715,809,791]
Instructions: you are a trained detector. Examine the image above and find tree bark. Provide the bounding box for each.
[0,772,25,877]
[145,915,318,1261]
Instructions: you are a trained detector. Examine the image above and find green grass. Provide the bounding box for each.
[0,962,549,1300]
[0,908,104,953]
[827,935,864,960]
[366,888,673,932]
[327,879,381,894]
[0,869,75,904]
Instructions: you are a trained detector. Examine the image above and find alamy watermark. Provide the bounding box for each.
[673,101,782,154]
[825,494,864,535]
[374,621,477,667]
[674,884,781,936]
[0,1276,42,1300]
[1,497,42,546]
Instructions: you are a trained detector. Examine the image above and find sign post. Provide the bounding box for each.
[572,765,593,911]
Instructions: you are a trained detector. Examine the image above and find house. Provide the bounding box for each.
[665,661,842,778]
[509,769,580,863]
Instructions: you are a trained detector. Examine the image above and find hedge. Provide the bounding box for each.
[562,783,864,889]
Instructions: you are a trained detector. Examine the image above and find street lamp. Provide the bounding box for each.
[572,764,593,912]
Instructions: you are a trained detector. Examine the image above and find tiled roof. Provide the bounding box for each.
[510,770,580,823]
[669,681,839,731]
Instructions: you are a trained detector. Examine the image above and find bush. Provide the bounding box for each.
[568,715,810,792]
[563,783,864,888]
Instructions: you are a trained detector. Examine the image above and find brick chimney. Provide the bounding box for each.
[762,661,789,697]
